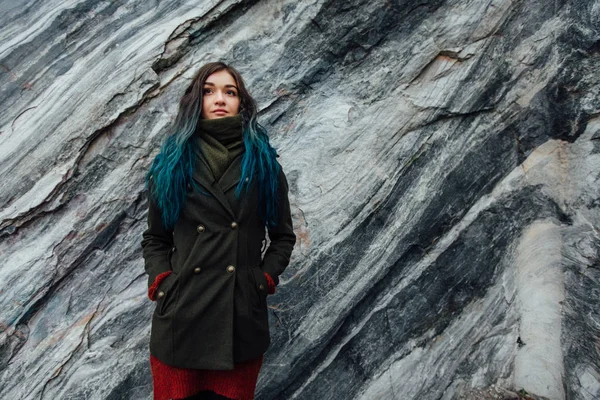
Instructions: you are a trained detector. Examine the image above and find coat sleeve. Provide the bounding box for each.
[261,168,296,286]
[141,177,174,290]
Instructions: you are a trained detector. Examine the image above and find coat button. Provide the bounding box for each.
[226,265,235,274]
[245,177,249,182]
[157,291,165,298]
[194,267,201,274]
[231,222,238,229]
[197,224,205,233]
[259,284,265,290]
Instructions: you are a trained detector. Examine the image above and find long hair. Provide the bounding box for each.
[146,62,280,229]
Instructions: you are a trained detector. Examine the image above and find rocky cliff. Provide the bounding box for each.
[1,1,599,399]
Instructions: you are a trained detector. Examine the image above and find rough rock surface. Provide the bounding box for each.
[1,1,599,399]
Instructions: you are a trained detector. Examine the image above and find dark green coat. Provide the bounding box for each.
[141,154,295,370]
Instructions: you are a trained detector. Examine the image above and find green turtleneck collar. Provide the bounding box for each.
[193,115,244,183]
[195,115,243,144]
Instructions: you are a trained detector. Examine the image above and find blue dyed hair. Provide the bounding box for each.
[146,62,280,230]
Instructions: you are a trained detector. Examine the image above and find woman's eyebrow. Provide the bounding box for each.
[203,81,238,89]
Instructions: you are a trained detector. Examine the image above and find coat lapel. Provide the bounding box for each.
[192,157,236,219]
[219,154,249,220]
[219,154,243,193]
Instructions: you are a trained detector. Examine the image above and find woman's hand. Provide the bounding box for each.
[263,272,276,295]
[148,270,173,301]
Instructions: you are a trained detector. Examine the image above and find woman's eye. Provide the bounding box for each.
[203,88,212,94]
[227,90,238,96]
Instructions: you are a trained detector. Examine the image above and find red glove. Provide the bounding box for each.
[148,271,172,301]
[264,272,276,295]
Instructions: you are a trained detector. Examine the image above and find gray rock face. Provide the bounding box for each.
[1,0,599,399]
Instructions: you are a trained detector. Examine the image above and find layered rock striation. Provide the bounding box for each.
[0,0,599,399]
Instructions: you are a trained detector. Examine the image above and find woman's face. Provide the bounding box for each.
[201,70,241,119]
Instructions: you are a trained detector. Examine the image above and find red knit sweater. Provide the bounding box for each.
[148,271,276,400]
[150,353,263,400]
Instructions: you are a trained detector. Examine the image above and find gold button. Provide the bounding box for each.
[197,225,205,233]
[259,284,265,290]
[226,265,235,274]
[231,222,238,229]
[157,291,165,298]
[194,267,201,274]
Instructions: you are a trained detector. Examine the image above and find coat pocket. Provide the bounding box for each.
[156,273,179,316]
[249,266,269,308]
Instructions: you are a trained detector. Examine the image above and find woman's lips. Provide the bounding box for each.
[213,109,227,114]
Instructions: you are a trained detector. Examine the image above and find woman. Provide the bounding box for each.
[141,62,296,400]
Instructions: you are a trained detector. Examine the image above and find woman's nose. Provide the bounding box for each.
[214,91,225,104]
